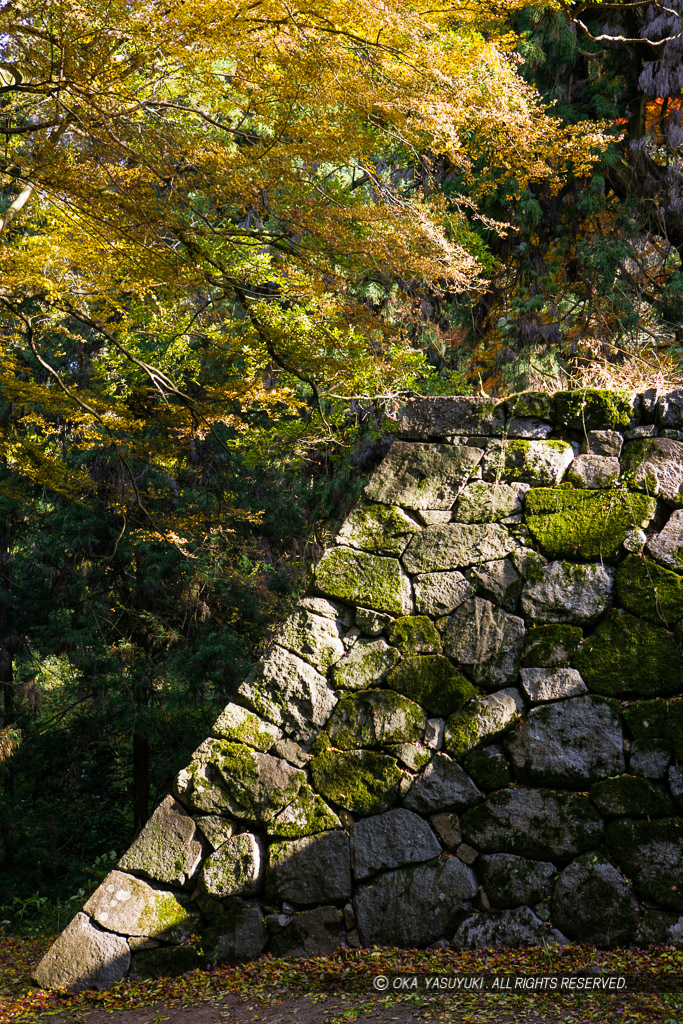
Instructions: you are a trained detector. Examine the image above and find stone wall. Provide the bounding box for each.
[35,388,683,991]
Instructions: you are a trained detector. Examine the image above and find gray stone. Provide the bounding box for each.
[402,523,515,574]
[552,853,637,946]
[336,503,420,555]
[354,858,478,946]
[325,689,426,749]
[624,424,657,439]
[482,439,574,485]
[298,596,350,621]
[364,442,483,509]
[310,749,407,816]
[195,815,235,849]
[521,561,614,625]
[315,546,413,616]
[276,609,346,671]
[212,703,282,751]
[403,752,482,813]
[456,843,479,865]
[266,831,352,905]
[669,766,683,810]
[424,718,445,749]
[630,741,670,780]
[430,811,461,849]
[461,788,604,861]
[330,638,400,690]
[267,783,341,839]
[413,571,474,617]
[662,428,683,440]
[622,437,683,502]
[271,738,311,768]
[647,509,683,573]
[506,696,624,786]
[199,833,265,898]
[444,599,525,690]
[417,509,453,525]
[582,430,624,457]
[389,742,432,771]
[479,854,557,908]
[465,558,521,611]
[657,388,683,429]
[623,528,648,553]
[350,809,441,880]
[444,689,525,759]
[268,906,344,957]
[239,646,337,743]
[355,607,394,635]
[635,910,683,949]
[202,900,267,963]
[393,396,506,438]
[118,796,203,886]
[506,418,554,438]
[606,818,683,911]
[519,668,588,703]
[452,907,567,949]
[33,913,130,992]
[454,482,528,523]
[84,871,197,941]
[566,455,620,489]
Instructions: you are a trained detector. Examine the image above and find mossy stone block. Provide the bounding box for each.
[525,487,656,561]
[555,389,637,431]
[324,689,426,749]
[387,615,442,655]
[606,817,683,910]
[267,783,341,839]
[336,502,419,555]
[573,609,682,699]
[315,546,412,616]
[506,391,555,422]
[310,749,406,816]
[386,655,477,716]
[521,624,583,668]
[444,688,524,759]
[462,745,511,790]
[616,554,683,627]
[622,700,683,761]
[482,439,574,485]
[590,775,675,817]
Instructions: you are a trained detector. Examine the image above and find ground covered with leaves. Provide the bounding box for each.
[0,936,681,1024]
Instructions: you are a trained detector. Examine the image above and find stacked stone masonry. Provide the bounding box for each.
[36,388,683,991]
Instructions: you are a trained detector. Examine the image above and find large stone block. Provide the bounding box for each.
[444,598,525,691]
[452,907,566,949]
[386,655,477,716]
[350,809,441,880]
[364,441,483,509]
[402,523,515,574]
[315,546,413,616]
[621,437,683,503]
[412,570,474,616]
[482,439,574,485]
[310,749,407,816]
[403,752,482,813]
[33,913,131,992]
[616,554,683,626]
[84,871,197,941]
[454,482,528,523]
[336,502,420,555]
[606,818,683,911]
[521,561,613,625]
[268,906,344,957]
[324,689,426,749]
[647,509,683,573]
[238,646,337,742]
[554,389,637,431]
[525,488,656,561]
[552,854,638,946]
[202,899,267,963]
[266,831,352,905]
[392,396,506,438]
[199,833,265,898]
[479,854,556,909]
[118,795,203,887]
[275,608,346,671]
[444,689,524,759]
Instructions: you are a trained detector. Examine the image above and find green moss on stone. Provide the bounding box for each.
[555,389,636,431]
[387,616,442,655]
[266,783,341,839]
[521,624,583,668]
[573,609,682,699]
[337,502,419,555]
[486,439,574,485]
[309,749,406,815]
[138,891,192,939]
[506,391,555,421]
[616,554,683,627]
[386,655,477,716]
[525,488,656,560]
[324,689,426,749]
[590,775,674,817]
[606,817,683,911]
[462,745,511,790]
[622,700,683,761]
[315,546,411,616]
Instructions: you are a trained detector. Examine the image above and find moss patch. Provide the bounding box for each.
[387,615,442,655]
[525,487,656,560]
[336,502,419,555]
[506,391,555,422]
[616,554,683,627]
[309,749,406,815]
[386,655,476,716]
[462,745,511,790]
[521,624,583,668]
[590,775,674,817]
[324,688,426,749]
[622,700,683,761]
[606,817,683,911]
[555,389,636,430]
[483,439,574,485]
[266,783,341,839]
[314,546,412,616]
[573,609,682,699]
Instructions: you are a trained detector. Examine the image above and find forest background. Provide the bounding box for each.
[0,0,682,933]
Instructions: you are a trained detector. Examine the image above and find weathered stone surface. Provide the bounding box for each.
[33,913,130,992]
[521,561,613,625]
[271,738,310,768]
[212,704,282,751]
[424,717,445,749]
[506,391,555,422]
[268,906,343,957]
[325,689,426,749]
[606,818,683,910]
[239,647,337,742]
[336,502,420,555]
[202,900,267,963]
[350,809,441,880]
[521,624,583,668]
[267,783,341,839]
[444,689,525,759]
[331,638,400,691]
[466,558,521,611]
[387,615,442,655]
[479,854,556,909]
[519,667,587,703]
[461,788,604,861]
[354,858,478,946]
[403,752,482,813]
[402,523,515,574]
[444,598,525,690]
[393,397,506,438]
[389,742,432,771]
[566,455,620,489]
[647,509,683,573]
[199,833,265,898]
[621,437,683,503]
[582,430,624,457]
[622,699,683,762]
[418,509,453,525]
[629,741,671,780]
[506,418,553,439]
[355,607,394,635]
[276,609,345,671]
[573,609,682,698]
[555,389,637,431]
[266,831,352,905]
[364,442,483,509]
[551,853,638,946]
[386,656,476,717]
[590,775,674,817]
[84,871,197,941]
[315,546,413,616]
[670,766,683,811]
[452,907,566,949]
[506,696,624,786]
[118,796,203,887]
[462,746,510,791]
[196,815,235,849]
[525,488,656,561]
[482,439,574,485]
[454,482,527,523]
[657,389,683,430]
[616,554,683,626]
[412,571,474,616]
[635,910,683,949]
[430,811,462,849]
[310,749,407,816]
